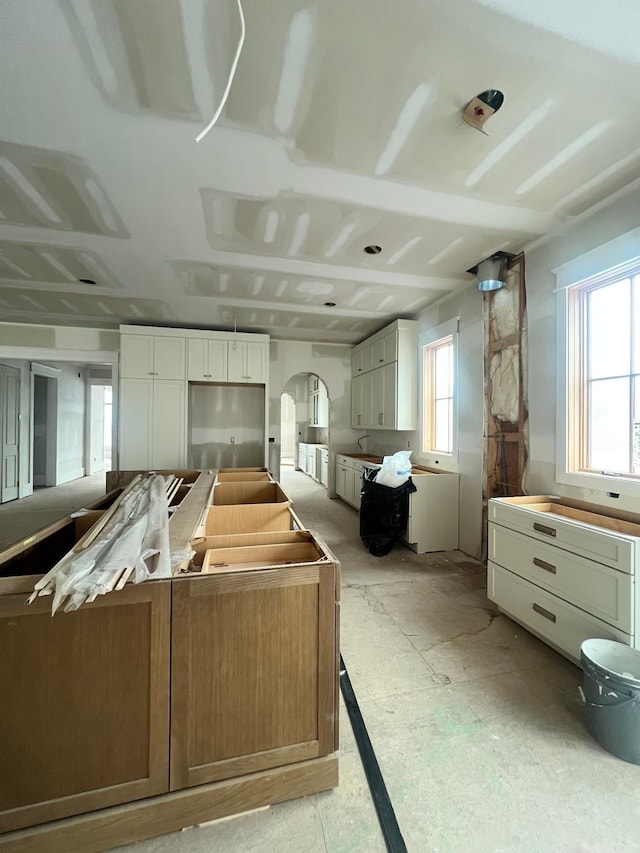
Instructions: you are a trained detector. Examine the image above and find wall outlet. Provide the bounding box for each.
[407,440,411,448]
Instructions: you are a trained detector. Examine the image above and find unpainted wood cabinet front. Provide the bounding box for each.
[0,582,171,833]
[170,565,337,790]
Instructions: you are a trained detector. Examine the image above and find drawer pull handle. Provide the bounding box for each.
[533,557,557,574]
[533,603,556,623]
[533,522,556,537]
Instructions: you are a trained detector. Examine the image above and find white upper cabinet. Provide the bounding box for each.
[228,341,267,383]
[350,320,417,430]
[121,334,185,380]
[187,339,228,381]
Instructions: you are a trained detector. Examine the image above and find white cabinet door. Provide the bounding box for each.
[188,339,227,381]
[120,335,154,379]
[371,369,385,428]
[245,342,266,382]
[369,364,397,428]
[151,380,185,468]
[352,373,373,428]
[121,335,185,380]
[298,442,307,471]
[372,331,397,368]
[381,363,396,428]
[228,341,266,383]
[352,375,363,428]
[187,339,208,381]
[119,378,152,468]
[153,337,186,380]
[335,460,349,500]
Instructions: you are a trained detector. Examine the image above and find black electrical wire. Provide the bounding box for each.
[340,654,408,853]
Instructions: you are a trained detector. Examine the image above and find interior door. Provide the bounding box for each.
[0,365,20,503]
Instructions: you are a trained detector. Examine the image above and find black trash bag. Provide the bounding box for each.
[359,468,417,557]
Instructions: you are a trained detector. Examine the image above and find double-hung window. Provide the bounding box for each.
[419,318,458,465]
[556,228,640,495]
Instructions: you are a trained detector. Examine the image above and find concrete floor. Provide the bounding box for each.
[4,468,639,851]
[0,472,107,551]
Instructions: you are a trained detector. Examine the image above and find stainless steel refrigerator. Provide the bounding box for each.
[188,383,265,469]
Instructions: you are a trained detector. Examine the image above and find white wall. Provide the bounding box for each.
[525,190,640,515]
[55,364,87,485]
[0,322,119,495]
[269,340,359,495]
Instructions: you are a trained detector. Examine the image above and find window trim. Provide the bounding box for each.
[555,227,640,497]
[417,317,459,470]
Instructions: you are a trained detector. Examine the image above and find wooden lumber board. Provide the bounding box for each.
[168,471,216,554]
[215,472,272,483]
[0,756,338,853]
[190,530,313,553]
[106,470,201,491]
[216,468,268,473]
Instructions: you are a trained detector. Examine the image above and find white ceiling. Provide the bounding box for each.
[1,0,639,343]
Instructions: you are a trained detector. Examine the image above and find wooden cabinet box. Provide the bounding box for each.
[201,539,326,573]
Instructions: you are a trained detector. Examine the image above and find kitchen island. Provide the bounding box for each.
[0,470,340,852]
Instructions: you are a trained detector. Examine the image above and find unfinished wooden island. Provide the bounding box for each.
[0,470,340,852]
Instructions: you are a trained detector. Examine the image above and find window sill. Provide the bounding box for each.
[415,452,459,473]
[556,469,640,499]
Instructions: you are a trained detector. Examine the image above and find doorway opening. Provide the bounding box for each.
[33,373,58,488]
[87,384,113,474]
[280,392,296,468]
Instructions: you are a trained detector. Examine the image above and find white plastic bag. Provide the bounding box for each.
[374,450,412,488]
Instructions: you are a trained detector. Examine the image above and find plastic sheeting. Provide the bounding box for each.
[28,474,173,614]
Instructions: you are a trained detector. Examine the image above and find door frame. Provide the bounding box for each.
[0,363,21,503]
[31,363,60,487]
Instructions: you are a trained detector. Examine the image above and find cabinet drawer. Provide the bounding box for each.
[489,524,633,632]
[489,499,636,573]
[488,562,630,663]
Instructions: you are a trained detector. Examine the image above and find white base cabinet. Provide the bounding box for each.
[488,496,640,663]
[401,469,459,553]
[335,457,459,552]
[335,455,369,510]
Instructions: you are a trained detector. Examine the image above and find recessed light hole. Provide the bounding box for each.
[78,278,97,285]
[324,301,336,307]
[364,245,382,255]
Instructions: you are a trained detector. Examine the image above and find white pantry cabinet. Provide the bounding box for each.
[119,378,186,469]
[119,325,269,470]
[488,496,640,663]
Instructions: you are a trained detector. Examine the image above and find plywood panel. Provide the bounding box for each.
[204,504,294,535]
[171,565,336,789]
[211,482,289,505]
